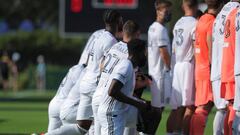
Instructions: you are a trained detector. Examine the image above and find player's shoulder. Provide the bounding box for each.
[175,16,196,27]
[92,29,105,36]
[115,59,132,71]
[98,30,117,43]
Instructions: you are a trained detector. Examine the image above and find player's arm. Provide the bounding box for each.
[108,79,148,111]
[207,21,214,64]
[159,47,171,70]
[207,34,212,64]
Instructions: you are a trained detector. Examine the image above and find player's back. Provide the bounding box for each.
[195,13,215,80]
[221,8,238,82]
[78,29,105,65]
[172,16,196,63]
[211,2,240,81]
[55,65,85,100]
[82,30,118,85]
[148,22,170,79]
[98,59,135,115]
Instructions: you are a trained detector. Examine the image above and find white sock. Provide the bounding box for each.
[233,111,240,135]
[213,110,226,135]
[45,124,87,135]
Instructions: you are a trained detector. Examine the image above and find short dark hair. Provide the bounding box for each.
[183,0,198,8]
[205,0,223,9]
[123,20,140,38]
[127,39,146,56]
[155,0,172,10]
[103,10,121,25]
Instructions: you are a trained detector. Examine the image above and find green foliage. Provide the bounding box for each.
[0,30,86,65]
[18,64,69,90]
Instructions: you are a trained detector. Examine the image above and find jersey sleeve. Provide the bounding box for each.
[155,27,170,47]
[111,60,131,85]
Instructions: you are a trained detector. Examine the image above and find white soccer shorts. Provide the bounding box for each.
[212,79,228,109]
[170,62,195,109]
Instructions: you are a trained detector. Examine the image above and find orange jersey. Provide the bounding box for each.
[221,8,238,83]
[195,13,215,80]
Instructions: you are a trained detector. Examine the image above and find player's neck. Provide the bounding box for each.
[184,10,194,17]
[156,17,164,25]
[207,9,218,16]
[123,36,131,43]
[105,27,117,37]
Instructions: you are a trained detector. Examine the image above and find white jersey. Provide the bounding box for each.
[54,64,84,100]
[172,16,196,63]
[93,41,128,103]
[235,9,240,76]
[211,2,239,81]
[78,29,105,65]
[148,22,171,79]
[81,30,118,89]
[98,59,135,115]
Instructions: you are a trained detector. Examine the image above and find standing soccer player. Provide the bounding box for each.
[221,5,239,135]
[233,7,240,134]
[168,0,198,135]
[92,20,140,135]
[148,0,172,133]
[190,0,223,134]
[211,1,239,135]
[97,39,148,135]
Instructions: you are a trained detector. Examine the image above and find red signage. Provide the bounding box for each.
[71,0,83,13]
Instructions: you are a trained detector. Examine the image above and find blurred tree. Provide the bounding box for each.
[0,0,58,29]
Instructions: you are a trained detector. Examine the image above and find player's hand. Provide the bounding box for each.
[137,101,151,112]
[135,72,152,89]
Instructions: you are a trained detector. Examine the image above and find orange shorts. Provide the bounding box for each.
[221,82,235,100]
[195,80,213,106]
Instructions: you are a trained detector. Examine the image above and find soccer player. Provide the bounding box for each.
[168,0,198,135]
[233,7,240,134]
[190,0,223,134]
[48,65,84,131]
[211,1,239,135]
[45,10,123,135]
[47,29,105,132]
[147,0,172,133]
[97,39,148,135]
[92,20,140,135]
[221,5,239,135]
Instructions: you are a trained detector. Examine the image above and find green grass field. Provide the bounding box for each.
[0,90,215,135]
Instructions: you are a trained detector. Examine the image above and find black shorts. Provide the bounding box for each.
[0,62,9,80]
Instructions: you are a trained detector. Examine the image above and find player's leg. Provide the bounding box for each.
[149,77,165,132]
[174,107,185,134]
[92,102,101,135]
[48,116,62,132]
[213,109,226,135]
[233,111,240,135]
[190,79,214,135]
[75,81,97,134]
[182,105,195,135]
[212,80,227,135]
[47,98,62,131]
[98,110,125,135]
[233,75,240,134]
[181,62,195,135]
[124,105,138,135]
[166,109,177,134]
[221,82,236,135]
[224,101,235,135]
[45,124,87,135]
[190,102,213,135]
